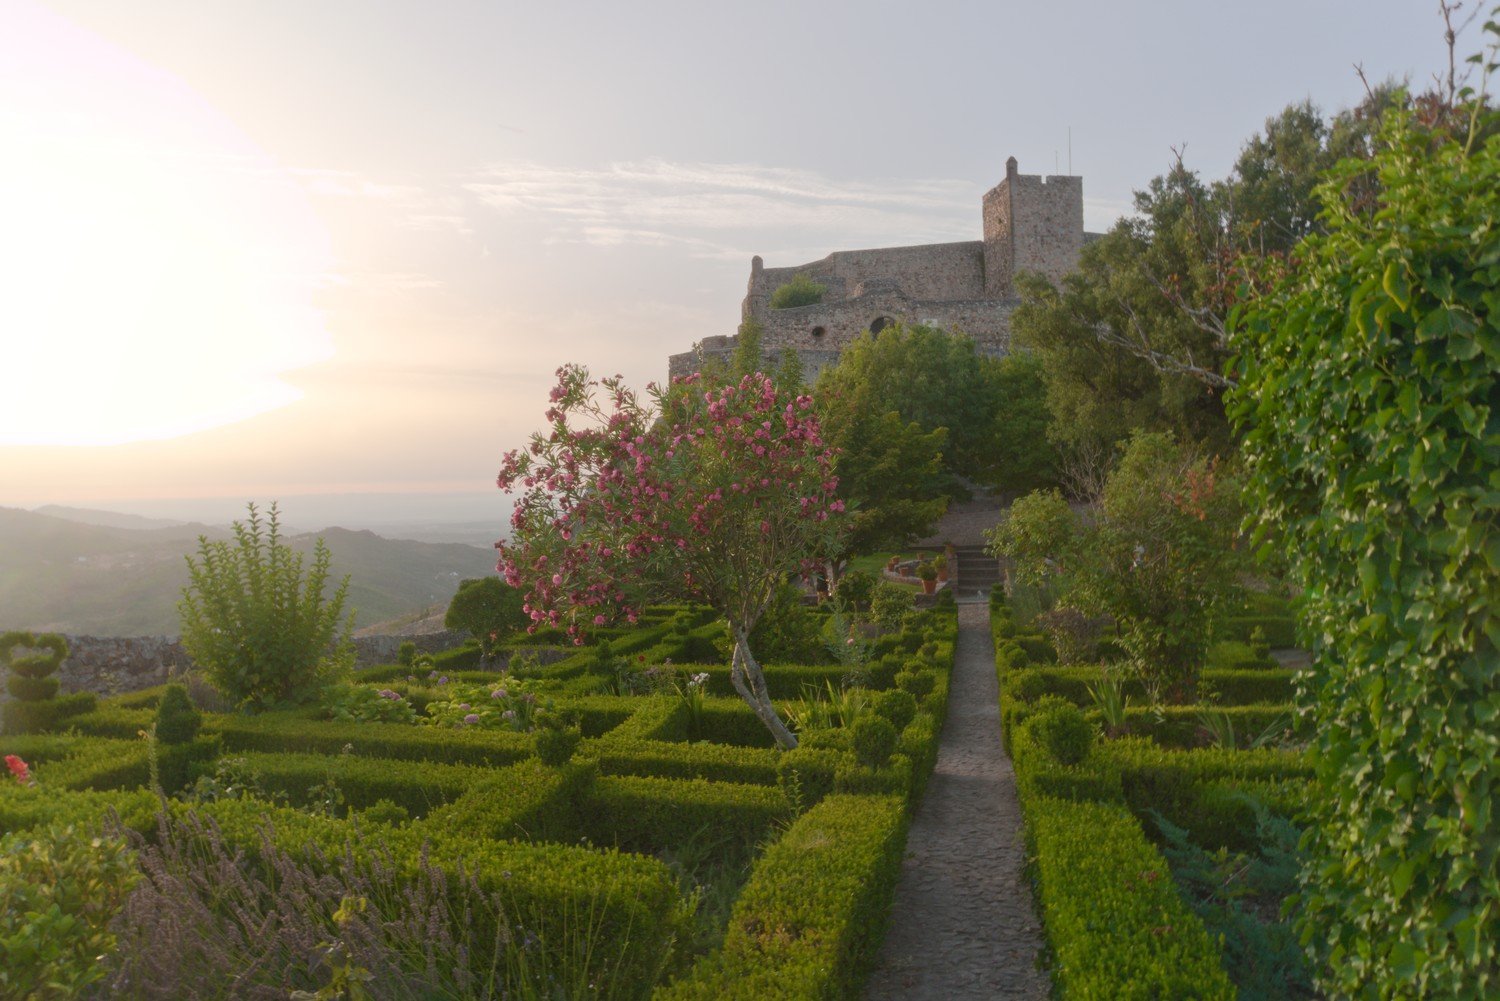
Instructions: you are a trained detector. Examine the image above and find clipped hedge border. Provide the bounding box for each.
[231,749,493,819]
[583,774,790,867]
[211,712,535,767]
[656,794,908,1000]
[417,759,592,844]
[183,796,686,997]
[1026,795,1235,999]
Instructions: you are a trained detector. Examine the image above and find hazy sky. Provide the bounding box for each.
[0,0,1459,516]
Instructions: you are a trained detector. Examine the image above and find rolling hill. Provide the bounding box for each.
[0,506,498,636]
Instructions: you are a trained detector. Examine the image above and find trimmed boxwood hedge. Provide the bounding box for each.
[1026,796,1235,999]
[232,749,492,818]
[583,774,790,866]
[587,737,781,786]
[182,796,686,997]
[418,759,592,843]
[211,712,535,767]
[656,794,908,1000]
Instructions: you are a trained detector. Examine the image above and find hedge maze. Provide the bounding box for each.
[0,602,958,999]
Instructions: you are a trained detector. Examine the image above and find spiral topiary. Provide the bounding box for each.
[1,631,68,704]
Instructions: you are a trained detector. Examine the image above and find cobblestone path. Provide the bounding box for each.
[863,602,1050,1000]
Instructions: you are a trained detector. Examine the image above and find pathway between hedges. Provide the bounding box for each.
[864,601,1050,1000]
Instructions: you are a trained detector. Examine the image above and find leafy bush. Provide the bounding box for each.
[768,272,826,309]
[851,716,898,769]
[0,821,138,999]
[397,640,417,667]
[869,581,915,631]
[895,669,934,699]
[178,502,354,710]
[873,688,917,732]
[444,577,527,664]
[320,683,419,724]
[1026,701,1092,765]
[583,774,790,870]
[153,684,201,744]
[834,569,876,611]
[1230,92,1500,995]
[421,679,553,732]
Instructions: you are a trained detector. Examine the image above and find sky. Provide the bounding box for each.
[0,0,1463,524]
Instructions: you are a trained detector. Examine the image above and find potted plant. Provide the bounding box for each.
[916,561,938,595]
[886,555,900,572]
[933,554,948,583]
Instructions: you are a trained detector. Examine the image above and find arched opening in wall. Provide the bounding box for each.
[869,316,894,334]
[810,325,826,339]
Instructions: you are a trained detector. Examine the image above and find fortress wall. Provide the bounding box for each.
[744,242,984,321]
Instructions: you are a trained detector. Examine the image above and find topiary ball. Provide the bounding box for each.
[154,684,202,744]
[1027,702,1093,766]
[895,669,935,700]
[874,689,918,733]
[852,716,898,770]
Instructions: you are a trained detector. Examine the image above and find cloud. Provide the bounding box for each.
[465,158,984,259]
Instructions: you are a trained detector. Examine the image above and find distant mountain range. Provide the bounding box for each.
[0,506,498,636]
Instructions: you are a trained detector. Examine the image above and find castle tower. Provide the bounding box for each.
[982,156,1084,297]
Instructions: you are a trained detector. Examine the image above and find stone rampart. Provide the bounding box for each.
[0,631,479,701]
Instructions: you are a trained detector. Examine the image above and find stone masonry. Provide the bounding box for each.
[669,157,1095,380]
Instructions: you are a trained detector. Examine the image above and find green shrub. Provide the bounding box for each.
[444,576,527,664]
[534,725,580,766]
[230,750,489,819]
[583,775,789,868]
[0,821,139,999]
[852,716,898,769]
[1026,701,1092,765]
[397,641,417,667]
[184,796,686,997]
[319,682,420,724]
[418,760,591,844]
[178,502,354,710]
[153,684,201,744]
[869,581,916,631]
[1,691,96,735]
[1025,797,1234,999]
[873,688,917,732]
[590,737,780,786]
[213,711,534,768]
[895,669,934,699]
[657,795,907,999]
[768,272,826,309]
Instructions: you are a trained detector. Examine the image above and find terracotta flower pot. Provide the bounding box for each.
[921,579,936,595]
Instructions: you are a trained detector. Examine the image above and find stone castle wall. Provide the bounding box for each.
[0,631,473,705]
[669,157,1088,382]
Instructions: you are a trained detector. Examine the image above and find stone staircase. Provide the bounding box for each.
[951,544,1002,604]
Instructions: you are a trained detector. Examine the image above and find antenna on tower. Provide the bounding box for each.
[1068,126,1073,175]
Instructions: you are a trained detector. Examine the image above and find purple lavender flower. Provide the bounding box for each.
[463,713,480,725]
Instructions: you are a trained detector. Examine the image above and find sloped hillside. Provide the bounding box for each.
[0,507,496,636]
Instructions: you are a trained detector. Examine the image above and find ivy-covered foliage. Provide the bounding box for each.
[1229,95,1499,996]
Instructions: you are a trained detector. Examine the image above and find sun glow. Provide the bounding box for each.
[0,3,335,446]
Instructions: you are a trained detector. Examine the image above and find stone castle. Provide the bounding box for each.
[669,157,1096,380]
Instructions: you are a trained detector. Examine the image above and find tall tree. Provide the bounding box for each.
[815,323,994,489]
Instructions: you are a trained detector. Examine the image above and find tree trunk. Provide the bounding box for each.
[729,625,799,750]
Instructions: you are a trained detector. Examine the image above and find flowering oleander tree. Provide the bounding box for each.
[496,365,842,748]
